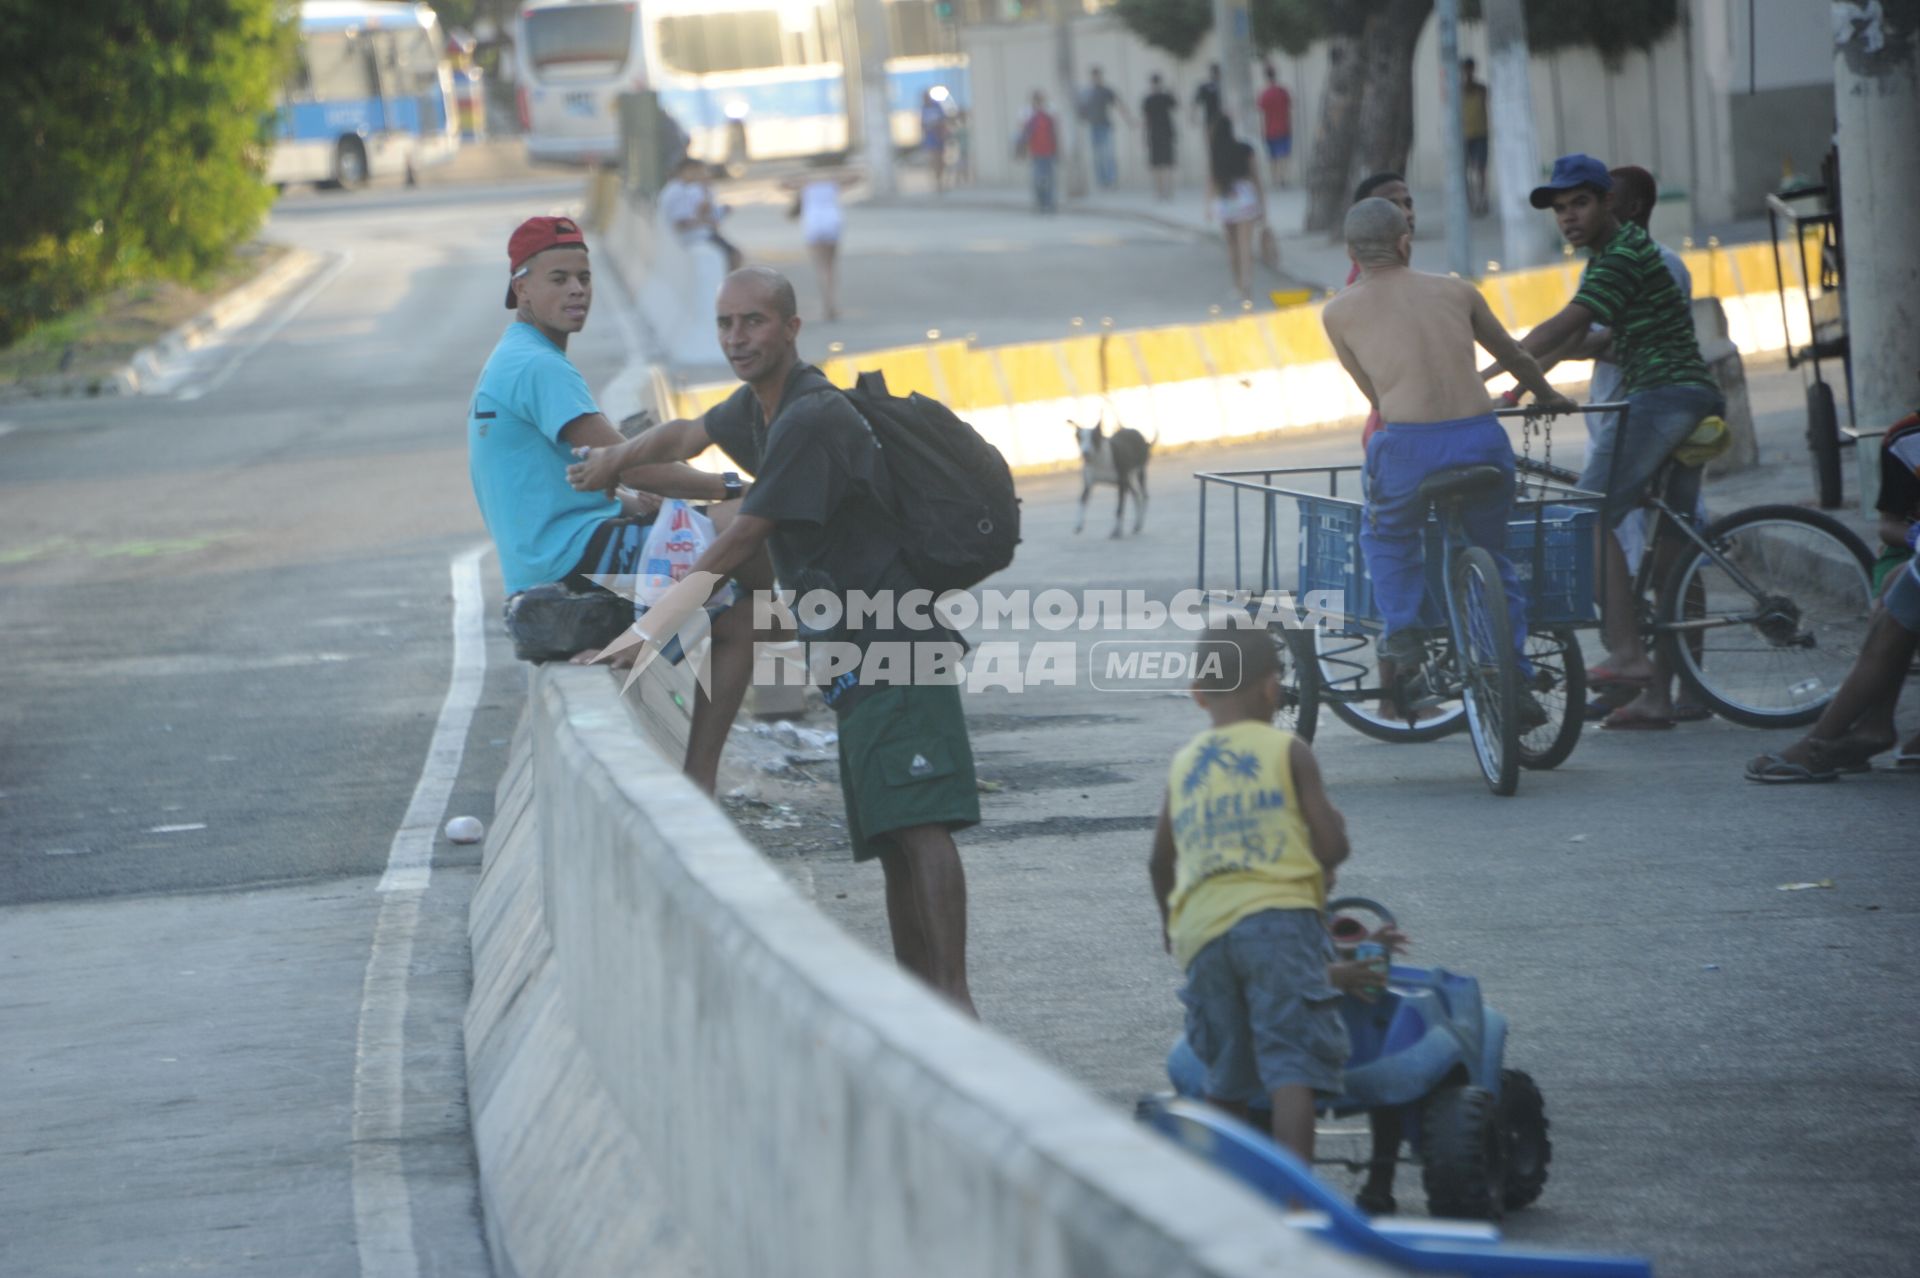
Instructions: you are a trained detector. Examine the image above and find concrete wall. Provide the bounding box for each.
[959,0,1836,224]
[466,665,1389,1278]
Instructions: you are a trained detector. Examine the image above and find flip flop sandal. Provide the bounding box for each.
[1601,707,1674,730]
[1892,744,1920,771]
[1588,664,1653,689]
[1745,752,1840,784]
[1672,700,1714,723]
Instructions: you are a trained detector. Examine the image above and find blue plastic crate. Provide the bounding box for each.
[1508,503,1598,625]
[1296,498,1596,631]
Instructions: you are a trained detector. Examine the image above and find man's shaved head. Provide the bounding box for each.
[721,265,797,321]
[1345,197,1410,268]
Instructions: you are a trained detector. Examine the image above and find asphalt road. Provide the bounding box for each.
[0,179,616,1275]
[3,162,1913,1278]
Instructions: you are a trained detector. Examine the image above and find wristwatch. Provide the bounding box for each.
[721,471,745,500]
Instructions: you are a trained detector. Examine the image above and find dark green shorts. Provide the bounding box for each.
[836,682,981,862]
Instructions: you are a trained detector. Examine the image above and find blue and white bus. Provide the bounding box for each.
[515,0,968,168]
[268,0,460,189]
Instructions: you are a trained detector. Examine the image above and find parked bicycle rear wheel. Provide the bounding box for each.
[1656,504,1874,727]
[1316,629,1468,743]
[1449,547,1521,796]
[1517,627,1586,771]
[1275,628,1322,742]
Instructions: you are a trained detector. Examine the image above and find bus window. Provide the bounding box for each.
[308,30,376,100]
[523,4,636,76]
[655,11,789,74]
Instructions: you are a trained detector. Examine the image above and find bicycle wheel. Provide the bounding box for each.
[1275,628,1321,742]
[1517,627,1586,771]
[1318,629,1469,743]
[1657,504,1874,728]
[1448,547,1521,796]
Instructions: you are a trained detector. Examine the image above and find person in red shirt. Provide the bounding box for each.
[1257,63,1293,187]
[1018,90,1060,213]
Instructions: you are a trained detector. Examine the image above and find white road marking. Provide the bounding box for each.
[176,251,353,403]
[350,543,490,1278]
[378,543,489,894]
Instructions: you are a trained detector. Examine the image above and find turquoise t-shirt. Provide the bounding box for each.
[467,322,618,595]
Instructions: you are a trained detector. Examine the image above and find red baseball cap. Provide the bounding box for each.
[504,215,587,309]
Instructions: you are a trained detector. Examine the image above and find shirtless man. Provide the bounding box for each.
[1321,198,1574,714]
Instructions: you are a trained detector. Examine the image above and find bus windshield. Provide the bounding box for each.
[523,3,635,72]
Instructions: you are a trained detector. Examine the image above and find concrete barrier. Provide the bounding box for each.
[466,665,1388,1278]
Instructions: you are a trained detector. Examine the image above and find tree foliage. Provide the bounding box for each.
[1110,0,1212,61]
[1464,0,1681,67]
[0,0,295,344]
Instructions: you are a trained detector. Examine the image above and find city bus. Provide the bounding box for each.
[514,0,969,168]
[268,0,460,189]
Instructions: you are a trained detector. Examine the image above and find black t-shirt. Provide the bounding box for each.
[1194,81,1221,127]
[704,362,955,710]
[1142,89,1176,147]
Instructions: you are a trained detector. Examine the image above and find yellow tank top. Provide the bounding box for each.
[1165,720,1325,969]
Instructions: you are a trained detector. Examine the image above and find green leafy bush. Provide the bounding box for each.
[0,0,294,344]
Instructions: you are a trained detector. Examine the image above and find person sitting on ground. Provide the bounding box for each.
[1746,550,1920,782]
[466,216,767,794]
[1321,198,1574,720]
[1749,408,1920,778]
[1486,154,1725,731]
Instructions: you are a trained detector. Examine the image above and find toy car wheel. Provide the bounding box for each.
[1421,1084,1505,1220]
[1498,1069,1552,1210]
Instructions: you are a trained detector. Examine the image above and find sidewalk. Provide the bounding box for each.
[884,171,1772,295]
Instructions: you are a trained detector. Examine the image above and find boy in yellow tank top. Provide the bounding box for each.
[1148,624,1354,1166]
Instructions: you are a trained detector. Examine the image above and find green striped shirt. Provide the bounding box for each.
[1573,221,1712,394]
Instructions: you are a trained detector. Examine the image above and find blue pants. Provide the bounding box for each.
[1031,155,1057,210]
[1090,124,1117,187]
[1362,416,1530,658]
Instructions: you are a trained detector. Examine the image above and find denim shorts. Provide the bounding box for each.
[1579,382,1724,528]
[1886,559,1920,634]
[1179,908,1349,1103]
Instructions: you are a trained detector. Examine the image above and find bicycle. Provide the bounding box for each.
[1195,423,1600,796]
[1512,413,1875,727]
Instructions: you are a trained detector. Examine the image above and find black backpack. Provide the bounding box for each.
[843,370,1021,594]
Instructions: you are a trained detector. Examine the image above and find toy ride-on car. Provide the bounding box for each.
[1164,897,1551,1221]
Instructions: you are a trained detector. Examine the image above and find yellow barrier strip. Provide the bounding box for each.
[669,245,1794,418]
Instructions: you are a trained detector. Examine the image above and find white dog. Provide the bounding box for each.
[1072,417,1153,538]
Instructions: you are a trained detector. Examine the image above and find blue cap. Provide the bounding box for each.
[1529,153,1612,209]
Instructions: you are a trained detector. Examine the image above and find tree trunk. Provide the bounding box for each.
[1353,0,1433,180]
[1304,33,1367,233]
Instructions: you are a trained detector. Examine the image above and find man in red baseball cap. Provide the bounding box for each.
[467,215,766,793]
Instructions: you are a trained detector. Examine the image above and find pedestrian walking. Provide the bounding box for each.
[659,156,743,269]
[1207,117,1265,303]
[1192,61,1223,134]
[1257,63,1293,187]
[782,165,859,322]
[1142,73,1178,200]
[1017,90,1060,213]
[567,267,982,1013]
[469,215,764,793]
[1079,66,1132,190]
[1461,59,1489,216]
[920,88,950,192]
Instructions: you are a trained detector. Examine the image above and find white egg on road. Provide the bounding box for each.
[444,815,486,844]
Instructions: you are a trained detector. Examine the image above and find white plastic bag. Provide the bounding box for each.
[635,499,716,608]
